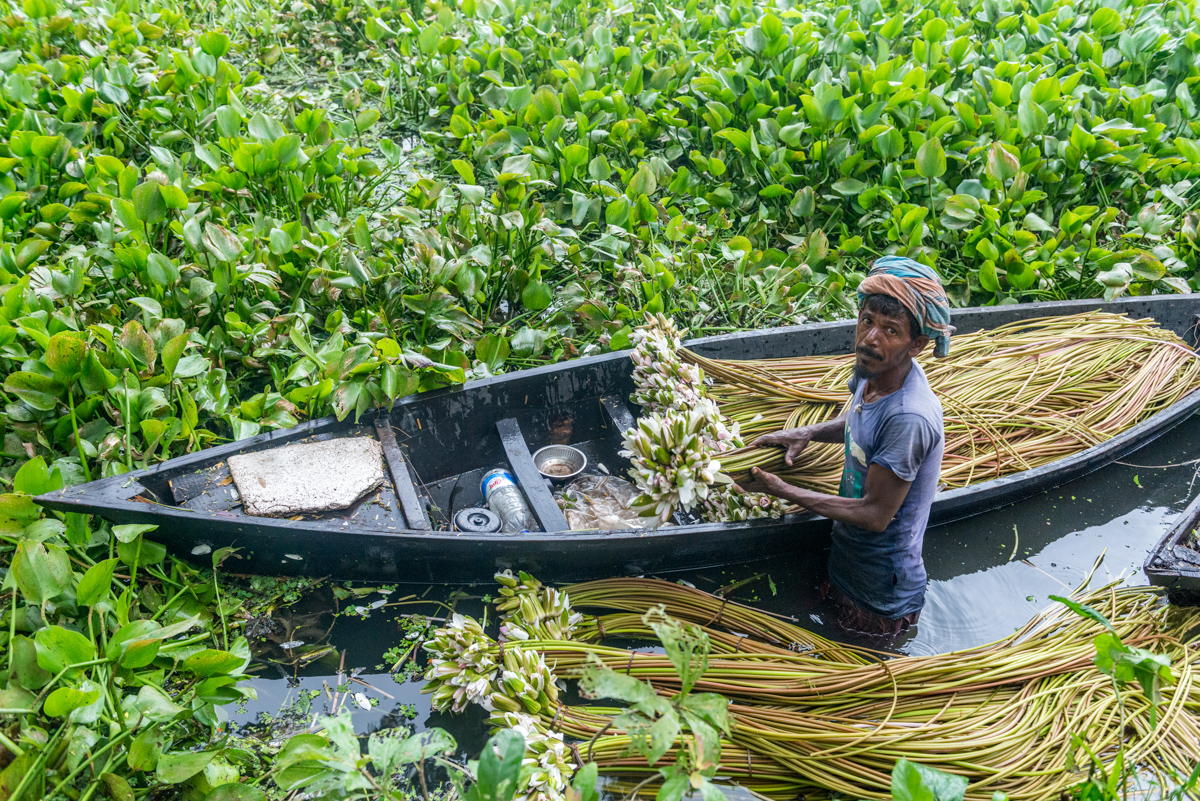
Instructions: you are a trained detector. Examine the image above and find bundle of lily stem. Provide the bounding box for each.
[684,312,1200,493]
[500,577,1200,801]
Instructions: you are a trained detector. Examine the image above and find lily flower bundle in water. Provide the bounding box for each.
[422,571,579,801]
[422,571,1200,801]
[687,312,1200,493]
[622,314,785,526]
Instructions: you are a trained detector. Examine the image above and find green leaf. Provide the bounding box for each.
[203,223,243,262]
[133,684,184,723]
[1049,595,1115,631]
[101,774,134,801]
[15,237,51,269]
[34,625,97,674]
[588,155,611,181]
[269,227,295,255]
[353,215,371,249]
[625,163,658,198]
[0,493,41,522]
[0,688,36,713]
[579,656,667,711]
[157,751,219,784]
[117,321,157,369]
[915,138,946,179]
[114,523,158,543]
[117,537,167,568]
[531,86,561,122]
[354,109,381,133]
[450,159,476,184]
[44,686,100,717]
[4,371,63,410]
[978,261,1001,293]
[80,350,117,394]
[655,772,689,801]
[12,635,52,689]
[1017,98,1049,138]
[1006,262,1037,291]
[395,729,457,765]
[76,558,119,606]
[713,128,751,154]
[11,540,72,605]
[381,364,419,401]
[476,334,510,369]
[831,178,867,196]
[644,608,709,695]
[146,252,180,286]
[679,692,732,735]
[891,758,968,801]
[521,280,552,311]
[205,785,268,801]
[0,192,29,220]
[132,182,166,225]
[247,112,285,142]
[162,332,190,379]
[181,648,247,677]
[466,729,524,801]
[510,327,549,358]
[874,126,904,160]
[198,31,231,58]
[13,456,64,494]
[124,729,162,772]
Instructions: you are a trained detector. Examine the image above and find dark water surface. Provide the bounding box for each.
[232,415,1200,740]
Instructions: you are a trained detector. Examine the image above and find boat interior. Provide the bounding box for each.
[126,391,640,534]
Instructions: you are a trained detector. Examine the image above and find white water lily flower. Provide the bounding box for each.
[624,313,780,526]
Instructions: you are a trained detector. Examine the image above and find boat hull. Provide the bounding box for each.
[37,296,1200,582]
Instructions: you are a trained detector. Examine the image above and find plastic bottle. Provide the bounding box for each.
[481,469,536,533]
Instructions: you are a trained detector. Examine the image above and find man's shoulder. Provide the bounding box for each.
[896,365,942,419]
[881,384,943,442]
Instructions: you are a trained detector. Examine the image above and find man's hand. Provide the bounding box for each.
[736,466,802,505]
[753,427,815,467]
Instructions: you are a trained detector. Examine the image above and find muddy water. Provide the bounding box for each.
[233,415,1200,739]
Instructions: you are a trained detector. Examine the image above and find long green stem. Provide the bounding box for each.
[67,388,92,483]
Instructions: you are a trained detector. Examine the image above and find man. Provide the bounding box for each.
[743,257,951,638]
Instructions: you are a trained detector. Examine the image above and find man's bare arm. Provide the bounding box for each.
[747,461,911,532]
[752,414,847,466]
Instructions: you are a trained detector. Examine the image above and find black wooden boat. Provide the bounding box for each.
[1144,492,1200,604]
[36,296,1200,582]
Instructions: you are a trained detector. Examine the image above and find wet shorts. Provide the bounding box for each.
[819,580,920,638]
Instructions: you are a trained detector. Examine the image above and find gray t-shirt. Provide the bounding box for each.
[827,361,944,619]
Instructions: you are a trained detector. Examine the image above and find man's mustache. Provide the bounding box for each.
[856,346,883,361]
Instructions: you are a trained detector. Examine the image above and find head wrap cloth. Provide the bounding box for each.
[857,256,954,357]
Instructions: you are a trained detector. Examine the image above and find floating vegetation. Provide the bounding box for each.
[425,571,1200,801]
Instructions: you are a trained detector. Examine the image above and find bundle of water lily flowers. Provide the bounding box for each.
[621,314,785,526]
[423,571,576,801]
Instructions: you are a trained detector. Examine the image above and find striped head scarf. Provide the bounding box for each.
[857,256,954,357]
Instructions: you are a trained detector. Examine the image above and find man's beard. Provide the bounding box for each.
[854,347,882,380]
[853,361,877,380]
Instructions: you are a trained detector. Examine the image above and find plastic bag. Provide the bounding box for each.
[554,475,645,531]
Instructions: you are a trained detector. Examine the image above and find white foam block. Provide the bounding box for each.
[228,437,385,517]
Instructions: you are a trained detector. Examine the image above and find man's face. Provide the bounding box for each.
[854,305,929,380]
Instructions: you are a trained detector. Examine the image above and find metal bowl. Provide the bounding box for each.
[533,445,587,481]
